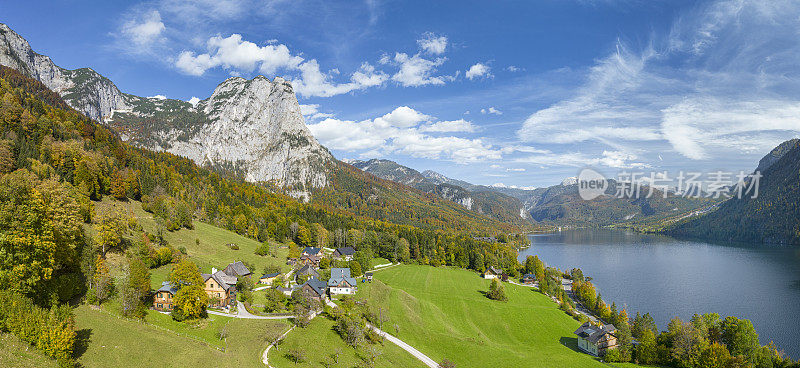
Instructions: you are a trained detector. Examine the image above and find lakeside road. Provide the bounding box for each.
[507,278,599,323]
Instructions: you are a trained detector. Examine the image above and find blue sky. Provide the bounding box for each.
[3,0,800,188]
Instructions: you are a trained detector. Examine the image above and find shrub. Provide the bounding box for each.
[0,291,76,367]
[486,279,507,301]
[603,348,623,362]
[255,242,270,256]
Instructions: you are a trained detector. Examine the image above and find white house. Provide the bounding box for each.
[328,268,358,295]
[574,322,618,356]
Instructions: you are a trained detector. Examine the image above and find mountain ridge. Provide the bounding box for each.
[0,23,332,191]
[668,139,800,245]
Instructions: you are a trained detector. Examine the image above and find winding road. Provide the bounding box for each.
[323,298,438,368]
[365,322,438,368]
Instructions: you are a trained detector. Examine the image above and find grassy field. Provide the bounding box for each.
[0,333,58,368]
[268,316,427,368]
[73,305,289,367]
[356,265,610,368]
[95,198,289,289]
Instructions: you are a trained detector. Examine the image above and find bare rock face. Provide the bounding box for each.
[0,23,331,192]
[166,76,333,189]
[0,23,130,121]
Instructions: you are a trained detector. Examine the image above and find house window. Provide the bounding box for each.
[157,303,162,308]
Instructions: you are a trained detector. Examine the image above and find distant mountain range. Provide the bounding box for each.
[349,158,715,228]
[669,139,800,245]
[348,159,533,226]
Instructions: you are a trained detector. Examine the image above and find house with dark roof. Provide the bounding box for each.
[203,270,238,308]
[299,254,322,267]
[301,247,321,256]
[328,268,358,295]
[224,261,251,278]
[296,264,319,279]
[153,281,178,311]
[301,278,328,301]
[332,247,356,261]
[259,272,280,285]
[364,272,373,282]
[483,266,504,280]
[574,322,618,356]
[522,274,536,285]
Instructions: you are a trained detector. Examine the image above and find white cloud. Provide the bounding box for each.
[299,103,335,120]
[175,34,387,97]
[516,150,650,169]
[481,107,502,115]
[517,0,800,162]
[299,104,320,116]
[148,94,167,100]
[661,98,800,159]
[307,106,501,163]
[292,60,388,97]
[374,106,431,128]
[390,52,447,87]
[417,32,448,55]
[121,10,166,47]
[188,97,201,106]
[466,63,491,80]
[175,34,302,75]
[506,66,522,72]
[307,118,386,151]
[419,119,476,133]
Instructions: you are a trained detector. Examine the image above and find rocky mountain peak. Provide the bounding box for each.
[0,23,129,121]
[0,23,330,192]
[137,74,333,191]
[755,138,800,174]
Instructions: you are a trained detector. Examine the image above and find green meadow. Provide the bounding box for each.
[268,316,426,368]
[356,265,611,368]
[73,305,289,368]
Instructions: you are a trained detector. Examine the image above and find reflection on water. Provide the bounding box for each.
[519,229,800,359]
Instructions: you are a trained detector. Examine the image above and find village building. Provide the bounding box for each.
[299,254,322,267]
[364,272,373,282]
[332,246,356,261]
[328,268,358,295]
[259,272,280,285]
[301,247,321,256]
[483,266,504,280]
[296,264,319,280]
[153,281,177,311]
[522,274,537,285]
[277,286,294,296]
[574,322,619,356]
[223,261,252,278]
[202,270,237,308]
[301,278,328,301]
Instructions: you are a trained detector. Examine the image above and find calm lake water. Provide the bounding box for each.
[518,229,800,359]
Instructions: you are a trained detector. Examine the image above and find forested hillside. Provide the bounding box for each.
[669,139,800,244]
[0,66,526,365]
[346,158,533,228]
